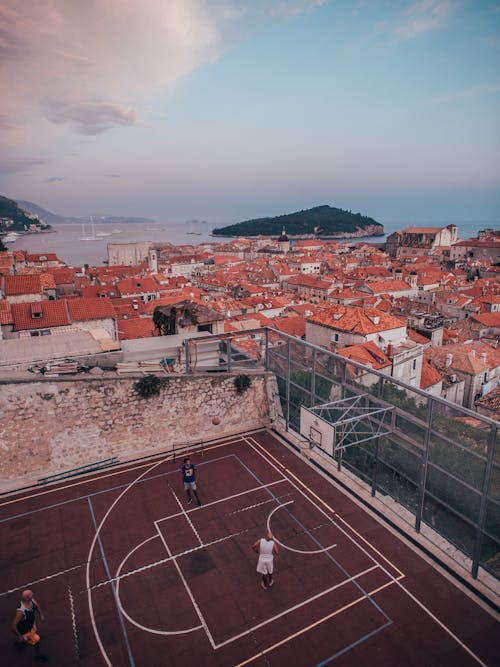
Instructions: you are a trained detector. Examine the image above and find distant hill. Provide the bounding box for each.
[16,200,75,225]
[0,195,50,232]
[212,205,384,238]
[17,199,155,225]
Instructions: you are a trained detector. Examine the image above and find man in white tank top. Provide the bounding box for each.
[252,531,278,590]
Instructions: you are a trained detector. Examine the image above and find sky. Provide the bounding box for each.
[0,0,499,225]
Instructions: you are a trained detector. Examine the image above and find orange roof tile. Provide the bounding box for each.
[470,312,500,327]
[117,317,155,340]
[117,277,159,295]
[420,359,443,389]
[39,273,56,289]
[11,300,71,331]
[337,341,391,371]
[3,274,42,296]
[271,315,306,338]
[0,299,13,325]
[26,253,61,262]
[307,305,406,335]
[67,297,116,321]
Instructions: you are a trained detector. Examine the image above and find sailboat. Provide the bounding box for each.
[80,216,99,241]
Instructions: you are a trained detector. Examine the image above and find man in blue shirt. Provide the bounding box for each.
[182,457,201,506]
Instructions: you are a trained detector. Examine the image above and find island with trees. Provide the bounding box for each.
[212,205,384,238]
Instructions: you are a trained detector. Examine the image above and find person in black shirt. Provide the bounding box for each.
[11,589,48,662]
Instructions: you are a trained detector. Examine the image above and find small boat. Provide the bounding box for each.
[96,231,112,237]
[111,228,122,234]
[1,231,20,243]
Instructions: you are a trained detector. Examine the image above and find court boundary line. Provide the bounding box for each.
[156,496,387,651]
[84,493,293,594]
[237,442,394,631]
[4,432,489,667]
[233,579,399,667]
[0,434,250,510]
[84,442,269,665]
[149,450,393,651]
[87,497,136,667]
[0,564,82,598]
[247,434,490,667]
[246,435,405,579]
[0,450,276,525]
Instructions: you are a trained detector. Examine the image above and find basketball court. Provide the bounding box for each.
[0,430,497,666]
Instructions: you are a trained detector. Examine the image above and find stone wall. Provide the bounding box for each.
[0,372,270,487]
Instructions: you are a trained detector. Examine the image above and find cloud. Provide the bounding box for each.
[0,157,47,173]
[423,81,500,104]
[394,0,457,40]
[373,0,457,43]
[269,0,325,19]
[105,174,121,179]
[0,1,323,139]
[47,102,137,135]
[42,176,65,183]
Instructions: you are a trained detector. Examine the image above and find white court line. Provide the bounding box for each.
[0,564,82,598]
[68,585,80,660]
[171,488,203,545]
[85,494,289,593]
[228,493,292,516]
[155,522,217,649]
[155,478,287,525]
[248,435,489,667]
[214,565,379,649]
[0,433,250,509]
[233,577,403,667]
[246,436,405,580]
[115,534,203,636]
[114,527,254,636]
[267,501,337,555]
[85,452,178,667]
[83,438,262,666]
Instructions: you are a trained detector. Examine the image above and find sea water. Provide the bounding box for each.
[9,220,496,267]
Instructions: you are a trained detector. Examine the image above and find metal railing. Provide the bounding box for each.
[185,328,499,583]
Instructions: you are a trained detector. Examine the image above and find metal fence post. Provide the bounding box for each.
[286,339,291,431]
[371,438,380,497]
[264,329,270,371]
[184,339,190,374]
[415,397,434,533]
[310,348,316,407]
[471,424,497,579]
[371,377,385,497]
[340,360,347,399]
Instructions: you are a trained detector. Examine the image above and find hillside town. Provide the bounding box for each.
[1,224,499,419]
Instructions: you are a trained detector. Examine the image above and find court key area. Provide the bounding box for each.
[0,430,498,666]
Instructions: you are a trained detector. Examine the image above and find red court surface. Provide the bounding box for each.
[0,429,498,666]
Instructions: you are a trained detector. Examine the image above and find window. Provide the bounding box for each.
[334,333,339,342]
[412,359,416,370]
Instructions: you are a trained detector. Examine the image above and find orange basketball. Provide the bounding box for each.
[212,416,221,425]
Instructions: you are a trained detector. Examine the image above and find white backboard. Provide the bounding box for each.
[300,406,335,457]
